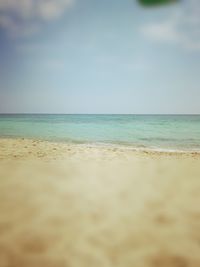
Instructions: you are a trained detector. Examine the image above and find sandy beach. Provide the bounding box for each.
[0,138,200,267]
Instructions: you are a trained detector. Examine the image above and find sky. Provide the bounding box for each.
[0,0,200,114]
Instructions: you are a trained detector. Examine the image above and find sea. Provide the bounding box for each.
[0,114,200,152]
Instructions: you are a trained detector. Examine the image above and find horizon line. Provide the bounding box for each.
[0,113,200,116]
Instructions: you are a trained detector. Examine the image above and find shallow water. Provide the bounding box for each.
[0,114,200,151]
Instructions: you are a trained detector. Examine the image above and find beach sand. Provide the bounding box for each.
[0,138,200,267]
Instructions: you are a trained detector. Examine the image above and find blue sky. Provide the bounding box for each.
[0,0,200,114]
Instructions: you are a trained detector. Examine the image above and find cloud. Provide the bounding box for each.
[0,14,39,37]
[141,0,200,51]
[0,0,74,37]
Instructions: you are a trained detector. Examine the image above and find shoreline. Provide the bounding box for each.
[1,135,200,154]
[0,137,200,161]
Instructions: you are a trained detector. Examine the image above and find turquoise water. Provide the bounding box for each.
[0,114,200,151]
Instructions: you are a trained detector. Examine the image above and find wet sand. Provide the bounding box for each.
[0,138,200,162]
[0,138,200,267]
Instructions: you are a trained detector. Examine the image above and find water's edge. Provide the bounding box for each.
[1,136,200,154]
[1,114,200,152]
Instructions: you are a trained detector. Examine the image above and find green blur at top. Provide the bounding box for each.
[138,0,179,6]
